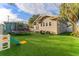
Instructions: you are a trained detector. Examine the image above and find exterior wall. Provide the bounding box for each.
[67,22,72,32]
[33,18,58,34]
[33,22,40,32]
[0,24,4,34]
[4,22,16,33]
[57,21,68,34]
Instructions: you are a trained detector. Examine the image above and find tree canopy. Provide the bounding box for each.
[60,3,79,35]
[28,15,39,27]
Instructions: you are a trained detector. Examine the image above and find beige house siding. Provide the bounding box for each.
[33,23,39,32]
[40,18,58,34]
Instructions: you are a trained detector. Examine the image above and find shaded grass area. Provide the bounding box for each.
[0,32,79,56]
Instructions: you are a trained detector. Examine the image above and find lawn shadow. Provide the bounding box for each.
[10,32,32,36]
[59,32,71,36]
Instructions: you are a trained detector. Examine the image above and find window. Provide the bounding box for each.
[43,22,45,26]
[34,22,36,25]
[49,22,51,26]
[36,26,39,30]
[41,23,42,27]
[46,23,48,26]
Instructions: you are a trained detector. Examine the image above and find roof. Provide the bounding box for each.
[33,15,60,24]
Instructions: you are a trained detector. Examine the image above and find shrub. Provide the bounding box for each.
[40,30,45,34]
[46,31,50,34]
[71,32,79,37]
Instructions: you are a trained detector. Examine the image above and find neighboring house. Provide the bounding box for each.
[33,15,69,34]
[4,22,17,33]
[4,21,29,34]
[0,24,4,34]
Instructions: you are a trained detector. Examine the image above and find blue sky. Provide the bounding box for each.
[0,3,32,20]
[0,3,60,22]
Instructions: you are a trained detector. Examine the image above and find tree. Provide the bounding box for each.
[28,15,39,27]
[60,3,79,34]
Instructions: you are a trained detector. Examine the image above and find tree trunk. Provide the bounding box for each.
[67,17,78,33]
[71,22,79,36]
[72,23,78,33]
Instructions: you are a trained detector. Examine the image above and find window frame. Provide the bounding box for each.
[49,22,51,26]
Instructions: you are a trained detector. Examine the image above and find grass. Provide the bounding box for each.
[0,32,79,56]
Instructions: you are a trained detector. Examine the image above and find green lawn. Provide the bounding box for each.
[0,33,79,56]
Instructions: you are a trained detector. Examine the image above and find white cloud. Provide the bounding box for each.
[16,3,60,16]
[0,8,23,24]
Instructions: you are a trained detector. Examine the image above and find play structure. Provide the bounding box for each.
[10,37,27,45]
[0,35,10,51]
[0,24,27,51]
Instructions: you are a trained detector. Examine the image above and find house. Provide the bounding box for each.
[0,24,5,34]
[33,15,68,34]
[4,21,29,34]
[4,22,17,33]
